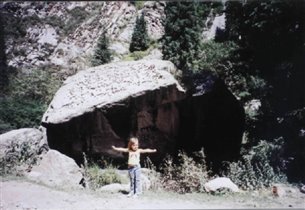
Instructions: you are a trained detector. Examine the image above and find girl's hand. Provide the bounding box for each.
[112,145,116,149]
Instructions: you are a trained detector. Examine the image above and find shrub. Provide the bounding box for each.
[0,97,47,134]
[144,157,163,191]
[0,67,62,134]
[160,149,210,193]
[9,68,62,104]
[196,40,268,103]
[0,141,48,176]
[81,153,126,190]
[223,138,287,190]
[86,164,123,189]
[198,40,237,74]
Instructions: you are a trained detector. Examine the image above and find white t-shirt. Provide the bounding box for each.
[128,150,140,165]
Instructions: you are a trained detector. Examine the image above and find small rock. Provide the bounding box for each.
[204,177,239,193]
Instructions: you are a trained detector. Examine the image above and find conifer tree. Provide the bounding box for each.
[162,1,202,74]
[91,32,112,67]
[129,12,149,52]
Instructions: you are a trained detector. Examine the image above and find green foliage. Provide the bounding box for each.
[130,1,145,11]
[91,33,112,67]
[129,12,149,52]
[144,157,163,191]
[225,0,305,111]
[122,49,150,61]
[86,164,123,189]
[81,153,126,190]
[223,138,287,190]
[162,1,202,73]
[162,1,224,74]
[0,67,61,134]
[223,1,305,182]
[160,149,209,193]
[0,97,47,134]
[9,68,62,103]
[197,40,237,74]
[196,40,267,102]
[0,141,48,176]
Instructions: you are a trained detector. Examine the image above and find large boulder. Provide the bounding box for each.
[0,127,47,159]
[42,59,186,164]
[26,149,83,189]
[41,60,245,169]
[42,59,184,124]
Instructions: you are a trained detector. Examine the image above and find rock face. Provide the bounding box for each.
[42,60,186,164]
[2,2,165,75]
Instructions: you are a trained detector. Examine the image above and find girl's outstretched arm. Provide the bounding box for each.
[112,146,128,153]
[139,148,157,153]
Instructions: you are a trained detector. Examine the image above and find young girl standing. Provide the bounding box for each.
[112,137,157,197]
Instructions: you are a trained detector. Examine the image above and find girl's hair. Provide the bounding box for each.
[128,137,139,150]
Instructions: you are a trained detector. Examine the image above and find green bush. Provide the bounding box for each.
[160,149,210,193]
[81,154,126,190]
[86,164,123,189]
[223,138,287,190]
[9,68,62,103]
[197,40,237,74]
[0,67,61,134]
[0,97,47,134]
[196,40,268,103]
[144,157,163,191]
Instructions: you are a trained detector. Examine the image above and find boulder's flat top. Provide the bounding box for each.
[42,59,184,124]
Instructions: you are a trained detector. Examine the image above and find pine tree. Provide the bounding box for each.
[162,1,202,74]
[129,12,149,52]
[91,33,112,67]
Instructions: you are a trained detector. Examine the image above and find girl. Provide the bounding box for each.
[112,137,157,197]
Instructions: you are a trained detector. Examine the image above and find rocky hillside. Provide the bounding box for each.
[1,1,166,78]
[1,1,223,78]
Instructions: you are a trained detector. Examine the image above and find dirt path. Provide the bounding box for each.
[1,179,305,209]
